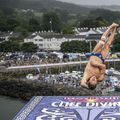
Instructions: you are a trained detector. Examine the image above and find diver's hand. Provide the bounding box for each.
[80,82,89,89]
[111,22,119,28]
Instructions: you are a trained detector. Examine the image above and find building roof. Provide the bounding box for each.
[74,27,108,35]
[75,27,89,32]
[26,33,86,39]
[86,34,102,40]
[0,32,10,37]
[0,32,20,38]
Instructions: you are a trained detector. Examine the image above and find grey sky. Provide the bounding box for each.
[58,0,120,5]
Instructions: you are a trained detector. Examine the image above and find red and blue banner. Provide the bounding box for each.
[13,96,120,120]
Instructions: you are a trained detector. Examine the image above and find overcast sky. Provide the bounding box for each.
[58,0,120,6]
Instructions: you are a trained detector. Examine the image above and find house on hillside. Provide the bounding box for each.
[74,27,108,36]
[24,33,44,50]
[86,34,102,42]
[24,32,85,51]
[0,31,20,43]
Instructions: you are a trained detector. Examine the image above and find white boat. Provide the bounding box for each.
[106,68,120,75]
[108,76,119,86]
[65,71,70,74]
[26,74,39,80]
[113,70,120,75]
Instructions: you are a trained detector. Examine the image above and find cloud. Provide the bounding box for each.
[58,0,120,5]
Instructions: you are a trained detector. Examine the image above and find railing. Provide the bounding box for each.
[7,58,120,70]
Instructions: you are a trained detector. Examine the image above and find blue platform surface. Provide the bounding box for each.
[13,96,120,120]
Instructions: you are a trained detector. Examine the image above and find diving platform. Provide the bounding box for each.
[13,96,120,120]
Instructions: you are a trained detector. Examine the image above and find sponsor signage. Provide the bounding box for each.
[13,96,120,120]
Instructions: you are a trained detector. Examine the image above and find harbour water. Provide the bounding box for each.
[0,95,26,120]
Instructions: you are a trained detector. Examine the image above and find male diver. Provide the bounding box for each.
[80,23,119,90]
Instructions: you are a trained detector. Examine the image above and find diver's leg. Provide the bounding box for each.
[101,27,117,59]
[106,27,117,46]
[92,40,105,53]
[92,23,119,53]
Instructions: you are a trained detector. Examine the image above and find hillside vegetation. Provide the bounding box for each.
[0,0,120,34]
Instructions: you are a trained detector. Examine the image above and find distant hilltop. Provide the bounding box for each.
[88,5,120,12]
[0,0,92,14]
[0,0,120,14]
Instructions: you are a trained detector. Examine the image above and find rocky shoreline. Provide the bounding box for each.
[0,72,100,101]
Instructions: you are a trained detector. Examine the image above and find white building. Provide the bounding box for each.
[74,27,110,36]
[24,33,44,49]
[24,33,85,51]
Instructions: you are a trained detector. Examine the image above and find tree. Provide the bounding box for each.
[6,18,20,31]
[42,12,62,32]
[0,10,7,31]
[112,33,120,52]
[60,40,97,53]
[21,42,38,53]
[62,26,74,34]
[79,17,108,28]
[89,9,120,23]
[28,18,40,32]
[0,41,20,52]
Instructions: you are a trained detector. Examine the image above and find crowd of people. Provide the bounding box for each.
[41,71,83,88]
[0,52,83,67]
[0,51,119,68]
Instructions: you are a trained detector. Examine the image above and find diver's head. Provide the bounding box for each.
[88,76,97,90]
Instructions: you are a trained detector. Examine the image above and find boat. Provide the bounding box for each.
[106,67,120,75]
[26,74,39,80]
